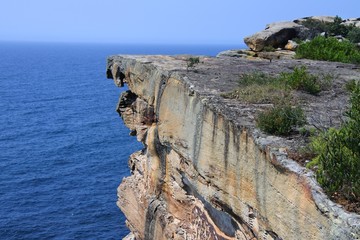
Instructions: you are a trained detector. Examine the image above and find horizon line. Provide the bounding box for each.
[0,39,246,46]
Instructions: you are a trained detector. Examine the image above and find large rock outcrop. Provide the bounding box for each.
[244,16,360,51]
[107,54,360,240]
[244,21,306,51]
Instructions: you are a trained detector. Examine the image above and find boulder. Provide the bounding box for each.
[284,40,299,50]
[244,16,360,52]
[244,21,306,51]
[294,16,336,24]
[334,35,346,42]
[343,18,360,28]
[216,49,257,58]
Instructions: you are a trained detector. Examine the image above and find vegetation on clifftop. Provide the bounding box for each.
[222,62,360,210]
[223,66,331,103]
[257,105,305,136]
[308,81,360,202]
[295,16,360,64]
[301,16,360,41]
[296,36,360,64]
[186,57,200,71]
[222,67,334,135]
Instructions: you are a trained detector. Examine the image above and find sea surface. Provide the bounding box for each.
[0,42,244,239]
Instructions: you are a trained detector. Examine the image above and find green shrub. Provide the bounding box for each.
[263,46,276,52]
[223,72,288,104]
[308,82,360,199]
[345,79,359,92]
[300,18,329,32]
[186,57,200,71]
[223,67,331,103]
[300,18,330,39]
[348,27,360,43]
[238,72,277,86]
[299,16,360,42]
[296,36,360,64]
[257,105,306,136]
[328,16,349,37]
[279,66,331,95]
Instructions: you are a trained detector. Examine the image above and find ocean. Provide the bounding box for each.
[0,42,243,239]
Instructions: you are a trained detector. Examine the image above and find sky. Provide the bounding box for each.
[0,0,359,45]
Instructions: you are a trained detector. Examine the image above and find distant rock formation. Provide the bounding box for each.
[244,21,305,51]
[244,16,360,52]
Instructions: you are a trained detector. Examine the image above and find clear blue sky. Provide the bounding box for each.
[0,0,359,44]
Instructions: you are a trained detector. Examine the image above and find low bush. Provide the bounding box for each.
[348,27,360,43]
[296,36,360,64]
[263,46,276,52]
[300,16,359,41]
[279,66,331,95]
[327,16,350,37]
[238,72,279,87]
[256,105,306,136]
[186,57,200,71]
[223,67,331,103]
[222,72,288,104]
[345,79,359,92]
[300,18,330,39]
[308,81,360,199]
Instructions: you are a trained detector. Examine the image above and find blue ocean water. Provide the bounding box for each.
[0,42,243,239]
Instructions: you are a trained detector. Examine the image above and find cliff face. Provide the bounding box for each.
[107,55,360,240]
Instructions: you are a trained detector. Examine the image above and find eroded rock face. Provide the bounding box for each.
[107,55,360,240]
[294,16,336,24]
[244,21,305,51]
[244,16,360,51]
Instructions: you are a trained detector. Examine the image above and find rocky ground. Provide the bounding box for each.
[108,53,360,239]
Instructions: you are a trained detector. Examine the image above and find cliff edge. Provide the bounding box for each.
[107,54,360,239]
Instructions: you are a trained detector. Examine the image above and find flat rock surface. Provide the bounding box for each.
[110,54,360,152]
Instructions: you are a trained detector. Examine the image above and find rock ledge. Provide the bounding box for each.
[107,54,360,240]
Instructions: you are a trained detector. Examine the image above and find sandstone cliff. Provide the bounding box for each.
[107,54,360,240]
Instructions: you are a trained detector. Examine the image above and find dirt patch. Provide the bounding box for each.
[331,192,360,214]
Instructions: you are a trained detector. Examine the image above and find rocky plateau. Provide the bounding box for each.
[106,52,360,240]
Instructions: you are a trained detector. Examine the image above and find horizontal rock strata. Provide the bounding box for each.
[107,54,360,240]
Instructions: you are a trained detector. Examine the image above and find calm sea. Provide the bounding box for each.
[0,42,243,239]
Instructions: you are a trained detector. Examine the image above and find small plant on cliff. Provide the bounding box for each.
[221,72,290,104]
[348,27,360,44]
[296,36,360,64]
[307,81,360,200]
[279,66,332,95]
[300,18,330,38]
[327,16,350,37]
[256,104,306,136]
[186,57,200,71]
[263,46,276,52]
[222,67,331,103]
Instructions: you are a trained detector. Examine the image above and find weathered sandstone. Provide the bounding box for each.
[107,54,360,240]
[294,16,336,25]
[244,21,305,51]
[244,16,360,51]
